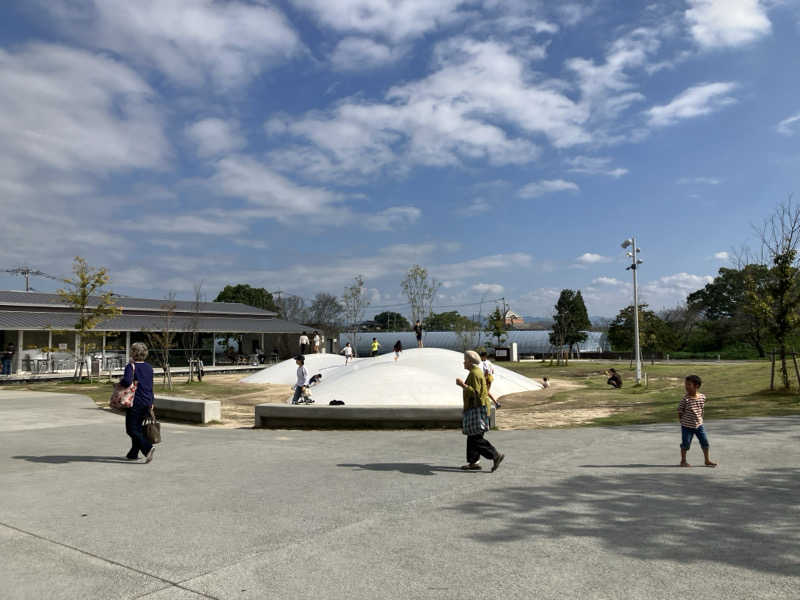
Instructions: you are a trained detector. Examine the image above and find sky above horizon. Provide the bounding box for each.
[1,0,798,319]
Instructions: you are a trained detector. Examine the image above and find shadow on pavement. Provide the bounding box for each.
[13,455,139,464]
[339,463,468,476]
[446,467,800,575]
[579,464,680,468]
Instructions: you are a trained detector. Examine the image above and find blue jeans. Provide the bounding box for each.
[681,425,709,450]
[1,358,11,375]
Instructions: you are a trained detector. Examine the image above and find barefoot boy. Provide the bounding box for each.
[678,374,717,467]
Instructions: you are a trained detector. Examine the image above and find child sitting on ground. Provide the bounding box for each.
[678,374,717,467]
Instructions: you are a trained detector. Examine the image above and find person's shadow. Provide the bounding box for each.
[13,455,139,464]
[338,463,468,476]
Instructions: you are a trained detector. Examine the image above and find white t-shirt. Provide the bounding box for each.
[481,360,494,376]
[343,346,353,357]
[299,335,309,345]
[296,365,309,387]
[313,335,320,346]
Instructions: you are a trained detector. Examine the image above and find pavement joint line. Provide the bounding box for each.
[0,521,223,600]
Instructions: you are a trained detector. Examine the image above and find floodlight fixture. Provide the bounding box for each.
[620,235,642,384]
[621,239,632,249]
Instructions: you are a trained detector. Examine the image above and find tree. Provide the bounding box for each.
[215,284,279,313]
[57,256,121,381]
[549,289,591,361]
[747,198,800,388]
[276,295,308,323]
[659,303,701,353]
[687,265,770,356]
[607,304,672,356]
[373,311,411,331]
[182,281,204,383]
[423,311,475,331]
[486,306,507,349]
[401,265,441,324]
[342,275,370,356]
[308,293,344,333]
[145,293,177,391]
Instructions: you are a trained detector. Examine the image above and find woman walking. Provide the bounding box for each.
[456,351,504,472]
[121,342,156,463]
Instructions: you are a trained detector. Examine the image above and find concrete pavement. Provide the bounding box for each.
[1,390,798,599]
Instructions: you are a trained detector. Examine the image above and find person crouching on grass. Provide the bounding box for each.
[456,350,504,472]
[678,374,717,467]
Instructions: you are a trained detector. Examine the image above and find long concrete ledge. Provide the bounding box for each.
[154,395,221,424]
[254,403,495,429]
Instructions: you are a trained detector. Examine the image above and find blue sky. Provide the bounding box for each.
[1,0,798,318]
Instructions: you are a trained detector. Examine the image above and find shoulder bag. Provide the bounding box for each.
[109,363,137,410]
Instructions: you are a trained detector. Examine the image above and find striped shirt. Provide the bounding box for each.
[678,394,706,428]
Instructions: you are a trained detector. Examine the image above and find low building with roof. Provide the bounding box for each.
[0,290,311,377]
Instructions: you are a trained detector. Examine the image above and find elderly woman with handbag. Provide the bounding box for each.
[456,350,505,472]
[120,342,157,463]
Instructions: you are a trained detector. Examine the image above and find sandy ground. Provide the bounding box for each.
[215,375,606,430]
[494,378,621,430]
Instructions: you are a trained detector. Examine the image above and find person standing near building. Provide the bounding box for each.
[414,320,423,348]
[299,331,309,355]
[312,331,321,354]
[371,337,381,357]
[120,343,156,463]
[1,343,14,375]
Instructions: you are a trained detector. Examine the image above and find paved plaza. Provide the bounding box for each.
[1,390,798,599]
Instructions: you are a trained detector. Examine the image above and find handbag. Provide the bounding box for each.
[462,405,488,436]
[144,407,162,444]
[109,363,137,409]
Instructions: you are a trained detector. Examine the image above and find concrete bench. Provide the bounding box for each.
[254,403,495,429]
[154,395,221,424]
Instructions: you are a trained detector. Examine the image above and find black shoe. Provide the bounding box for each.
[491,453,505,473]
[125,455,139,460]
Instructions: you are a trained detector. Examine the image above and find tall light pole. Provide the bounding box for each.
[621,237,643,384]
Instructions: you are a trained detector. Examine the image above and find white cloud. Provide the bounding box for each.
[288,0,469,42]
[363,206,422,230]
[577,253,613,264]
[714,251,730,260]
[776,112,800,136]
[686,0,771,49]
[566,156,628,177]
[518,179,579,199]
[592,276,624,286]
[641,272,714,304]
[185,118,245,157]
[0,43,168,174]
[46,0,303,88]
[647,82,738,127]
[265,38,588,182]
[677,176,722,185]
[330,37,404,71]
[462,198,492,216]
[124,213,249,236]
[472,283,504,295]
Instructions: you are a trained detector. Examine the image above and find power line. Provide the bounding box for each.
[2,266,62,292]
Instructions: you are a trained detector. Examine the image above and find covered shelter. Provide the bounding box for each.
[0,290,309,376]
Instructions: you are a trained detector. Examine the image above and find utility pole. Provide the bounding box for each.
[621,237,643,384]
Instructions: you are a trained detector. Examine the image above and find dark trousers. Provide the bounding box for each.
[126,404,153,458]
[466,433,499,464]
[1,358,11,375]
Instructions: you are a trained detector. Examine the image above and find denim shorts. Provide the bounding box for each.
[681,425,709,450]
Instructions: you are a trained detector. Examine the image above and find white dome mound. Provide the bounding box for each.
[240,353,352,385]
[242,348,542,406]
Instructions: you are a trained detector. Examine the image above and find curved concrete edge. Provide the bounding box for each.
[154,396,221,424]
[254,403,495,430]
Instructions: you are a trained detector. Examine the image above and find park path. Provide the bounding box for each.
[1,391,799,599]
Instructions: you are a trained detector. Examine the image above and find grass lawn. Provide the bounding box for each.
[503,360,800,428]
